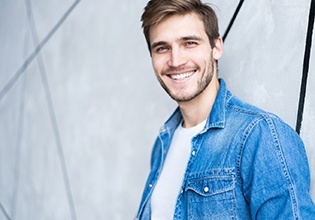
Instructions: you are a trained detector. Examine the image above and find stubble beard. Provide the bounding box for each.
[157,60,215,103]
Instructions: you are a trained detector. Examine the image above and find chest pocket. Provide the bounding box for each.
[185,169,236,220]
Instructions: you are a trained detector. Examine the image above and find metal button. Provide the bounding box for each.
[160,126,167,133]
[191,151,196,156]
[204,187,209,193]
[149,184,153,188]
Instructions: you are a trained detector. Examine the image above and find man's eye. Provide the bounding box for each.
[156,46,168,52]
[185,41,197,46]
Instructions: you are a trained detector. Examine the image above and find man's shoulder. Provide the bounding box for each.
[225,92,295,131]
[225,92,299,139]
[226,93,277,119]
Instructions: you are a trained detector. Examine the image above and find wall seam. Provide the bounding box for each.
[23,0,79,219]
[222,0,245,41]
[296,0,315,134]
[10,18,29,220]
[0,0,81,103]
[0,202,11,220]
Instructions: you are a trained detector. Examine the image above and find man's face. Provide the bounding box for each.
[149,12,220,102]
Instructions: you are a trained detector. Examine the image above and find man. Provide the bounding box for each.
[136,0,315,219]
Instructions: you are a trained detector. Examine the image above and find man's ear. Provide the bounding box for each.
[212,37,223,60]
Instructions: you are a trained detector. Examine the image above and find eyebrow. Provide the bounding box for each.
[181,35,203,42]
[151,35,204,50]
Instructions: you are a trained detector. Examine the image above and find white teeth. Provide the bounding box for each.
[170,72,194,80]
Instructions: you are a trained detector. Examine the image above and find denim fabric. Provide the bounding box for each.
[136,79,315,219]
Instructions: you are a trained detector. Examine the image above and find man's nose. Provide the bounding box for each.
[168,48,187,67]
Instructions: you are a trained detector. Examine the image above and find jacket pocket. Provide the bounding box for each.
[185,169,236,220]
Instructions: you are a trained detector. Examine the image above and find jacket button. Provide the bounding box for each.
[149,184,153,188]
[204,187,209,193]
[191,151,196,156]
[160,126,167,133]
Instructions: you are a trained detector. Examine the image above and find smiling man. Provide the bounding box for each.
[136,0,315,219]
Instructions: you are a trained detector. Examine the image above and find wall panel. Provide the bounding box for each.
[0,0,314,219]
[301,29,315,199]
[220,0,310,128]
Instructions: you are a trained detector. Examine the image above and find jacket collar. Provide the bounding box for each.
[161,78,229,134]
[205,78,228,130]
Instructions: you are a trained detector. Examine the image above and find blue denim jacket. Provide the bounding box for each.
[136,79,315,219]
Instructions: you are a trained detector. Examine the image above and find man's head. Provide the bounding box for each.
[141,0,220,53]
[141,0,223,103]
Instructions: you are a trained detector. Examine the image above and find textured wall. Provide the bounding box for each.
[0,0,314,219]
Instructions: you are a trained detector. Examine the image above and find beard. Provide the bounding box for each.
[156,59,215,102]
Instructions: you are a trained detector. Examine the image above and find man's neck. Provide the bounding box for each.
[178,78,220,128]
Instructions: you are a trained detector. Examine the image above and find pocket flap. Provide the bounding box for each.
[186,170,235,197]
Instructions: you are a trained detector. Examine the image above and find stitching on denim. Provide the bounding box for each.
[265,117,300,219]
[185,169,237,218]
[187,191,236,219]
[137,134,168,219]
[228,94,300,215]
[226,96,281,121]
[173,196,182,220]
[188,211,236,219]
[227,102,272,118]
[188,168,235,179]
[187,176,235,196]
[236,115,301,218]
[236,117,263,188]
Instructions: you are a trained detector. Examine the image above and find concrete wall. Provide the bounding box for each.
[0,0,314,219]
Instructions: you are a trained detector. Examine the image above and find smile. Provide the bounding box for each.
[169,71,195,80]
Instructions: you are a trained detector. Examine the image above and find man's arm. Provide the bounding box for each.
[239,115,315,219]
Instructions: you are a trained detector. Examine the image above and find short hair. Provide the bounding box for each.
[141,0,220,53]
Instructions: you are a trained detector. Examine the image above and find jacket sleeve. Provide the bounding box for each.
[239,115,315,219]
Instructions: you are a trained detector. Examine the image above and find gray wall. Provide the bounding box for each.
[0,0,314,219]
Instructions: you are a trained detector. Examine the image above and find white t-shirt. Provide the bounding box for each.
[151,120,206,220]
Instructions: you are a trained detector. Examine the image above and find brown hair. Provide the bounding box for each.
[141,0,220,53]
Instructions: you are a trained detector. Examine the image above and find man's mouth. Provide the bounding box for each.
[169,71,195,80]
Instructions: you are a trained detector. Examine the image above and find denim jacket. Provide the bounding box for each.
[136,79,315,219]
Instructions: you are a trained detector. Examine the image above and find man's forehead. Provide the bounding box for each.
[149,13,206,43]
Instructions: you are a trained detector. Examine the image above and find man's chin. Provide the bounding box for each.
[169,93,196,103]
